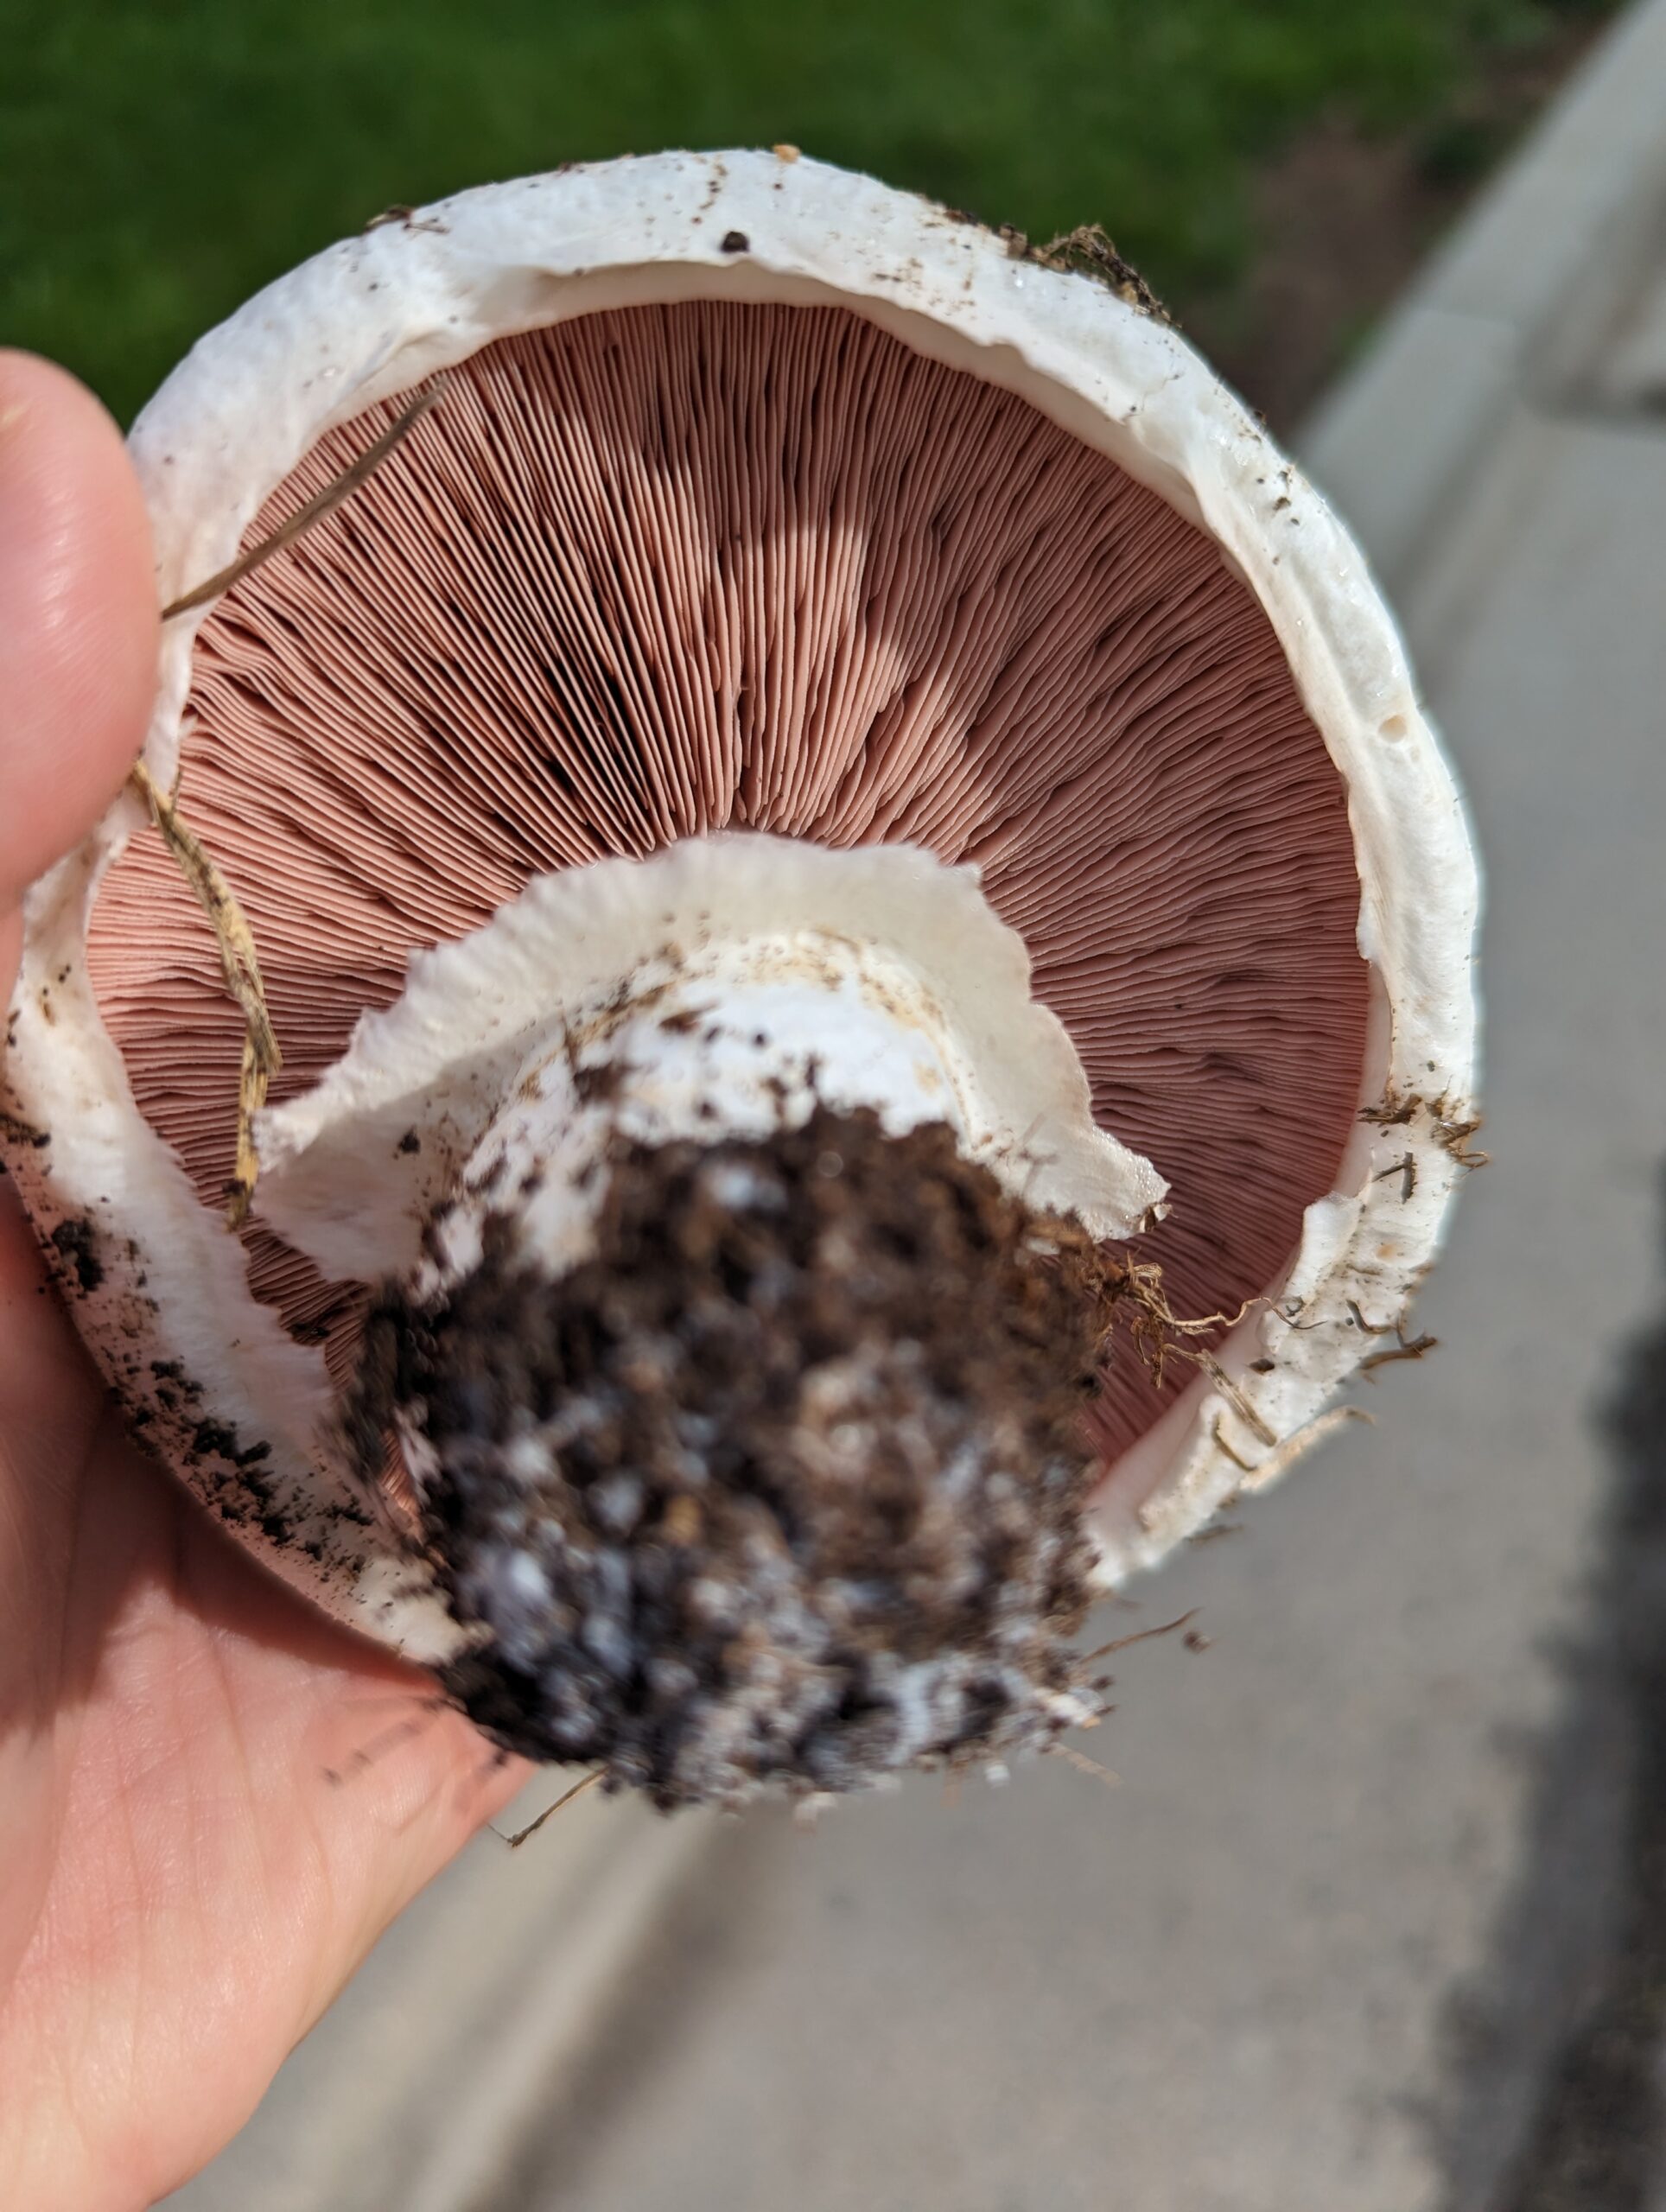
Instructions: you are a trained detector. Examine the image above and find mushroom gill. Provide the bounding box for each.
[84,297,1370,1517]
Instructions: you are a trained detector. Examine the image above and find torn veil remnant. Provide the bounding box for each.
[0,152,1478,1807]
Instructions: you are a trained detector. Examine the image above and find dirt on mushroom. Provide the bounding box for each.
[356,1105,1120,1808]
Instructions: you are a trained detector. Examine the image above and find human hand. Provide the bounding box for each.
[0,352,526,2212]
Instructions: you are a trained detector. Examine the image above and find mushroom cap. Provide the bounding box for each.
[2,150,1478,1620]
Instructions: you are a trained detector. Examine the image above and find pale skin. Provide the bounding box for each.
[0,353,528,2211]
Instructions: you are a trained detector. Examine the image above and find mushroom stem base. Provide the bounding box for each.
[359,1105,1110,1808]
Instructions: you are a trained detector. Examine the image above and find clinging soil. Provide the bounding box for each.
[355,1105,1116,1808]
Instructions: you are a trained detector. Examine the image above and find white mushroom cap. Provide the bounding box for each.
[2,151,1478,1667]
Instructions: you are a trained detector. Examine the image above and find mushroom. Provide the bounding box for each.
[1,152,1478,1808]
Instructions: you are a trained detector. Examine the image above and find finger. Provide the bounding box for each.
[0,353,157,1440]
[0,350,158,912]
[0,353,157,1776]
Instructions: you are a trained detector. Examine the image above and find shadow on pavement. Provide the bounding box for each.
[1436,1166,1666,2210]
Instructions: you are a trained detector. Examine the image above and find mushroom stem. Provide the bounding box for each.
[360,1104,1120,1804]
[245,836,1170,1797]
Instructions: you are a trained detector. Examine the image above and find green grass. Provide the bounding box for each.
[1,0,1616,425]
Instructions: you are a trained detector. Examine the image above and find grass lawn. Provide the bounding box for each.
[3,0,1618,428]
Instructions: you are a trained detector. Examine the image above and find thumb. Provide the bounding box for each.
[0,347,157,1397]
[0,352,158,930]
[0,352,157,1775]
[0,341,159,1491]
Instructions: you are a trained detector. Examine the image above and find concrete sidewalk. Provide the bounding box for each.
[168,5,1666,2206]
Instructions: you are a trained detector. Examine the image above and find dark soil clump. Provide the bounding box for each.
[356,1105,1113,1808]
[49,1214,105,1294]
